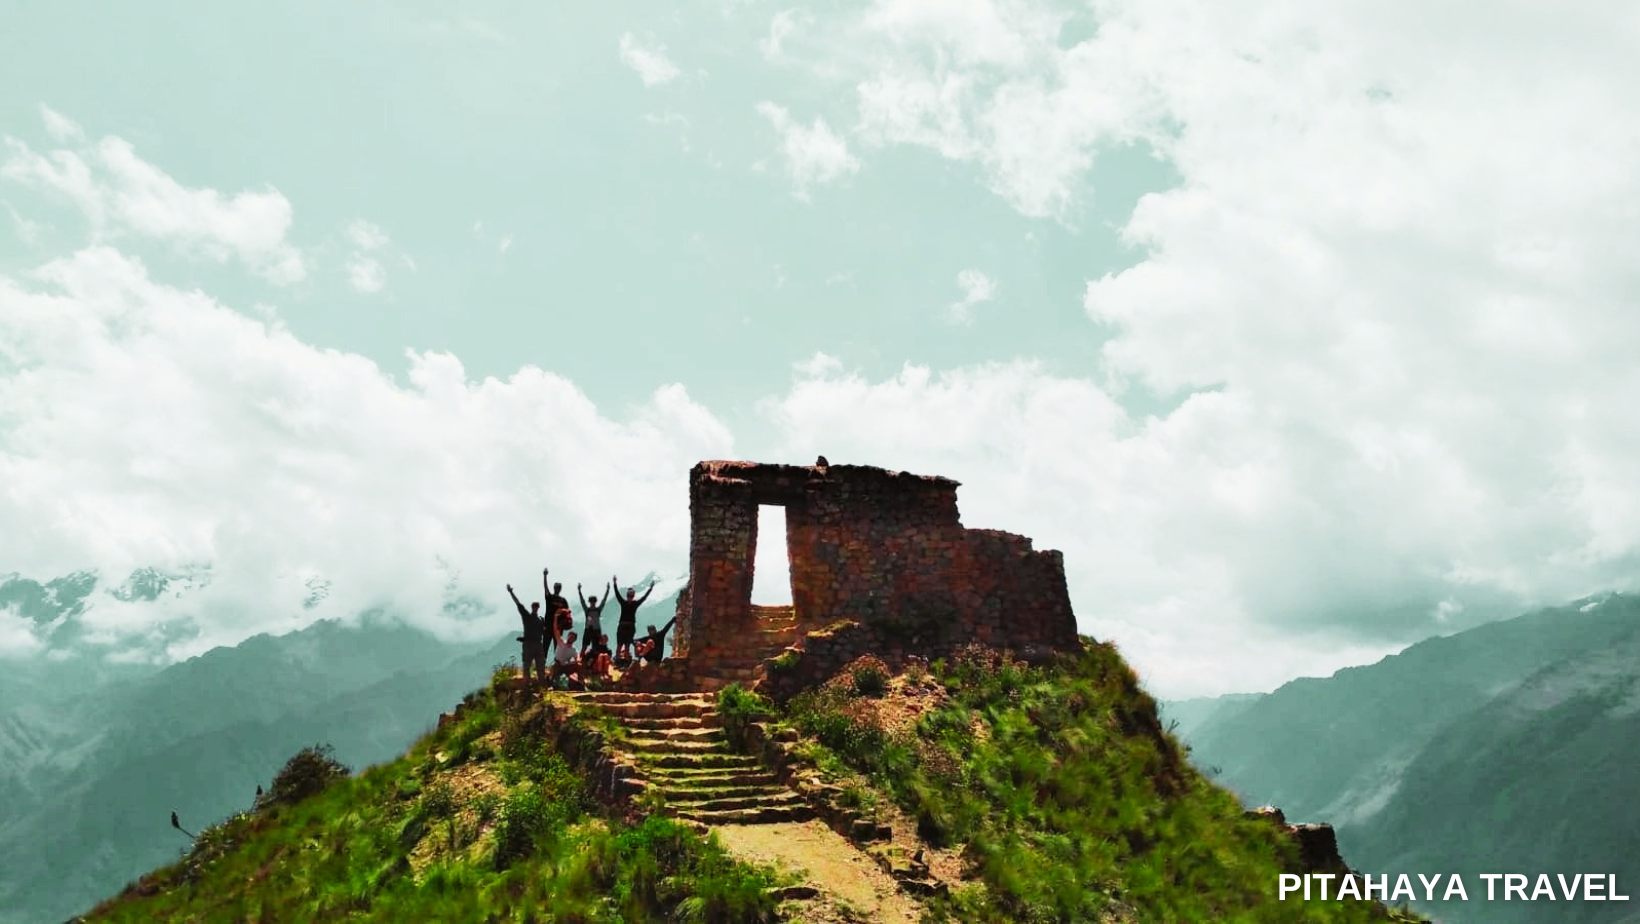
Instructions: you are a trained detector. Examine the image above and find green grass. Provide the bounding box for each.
[83,680,785,923]
[80,641,1429,924]
[782,641,1429,923]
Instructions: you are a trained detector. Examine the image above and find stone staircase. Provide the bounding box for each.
[691,604,801,693]
[567,690,813,826]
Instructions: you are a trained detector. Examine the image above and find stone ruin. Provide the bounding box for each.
[620,459,1081,694]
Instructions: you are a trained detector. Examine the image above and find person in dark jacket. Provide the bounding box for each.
[634,617,677,666]
[610,575,655,663]
[506,583,545,685]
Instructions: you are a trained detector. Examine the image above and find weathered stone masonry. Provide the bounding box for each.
[672,460,1079,683]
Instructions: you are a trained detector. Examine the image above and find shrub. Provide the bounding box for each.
[717,684,770,751]
[851,661,889,697]
[264,743,350,809]
[768,649,801,674]
[423,781,457,819]
[472,792,501,825]
[492,785,573,869]
[787,688,888,769]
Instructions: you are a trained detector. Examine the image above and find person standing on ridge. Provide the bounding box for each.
[611,574,655,664]
[578,581,610,660]
[506,583,546,686]
[542,568,572,655]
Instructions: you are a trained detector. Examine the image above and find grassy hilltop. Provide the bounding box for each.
[80,640,1427,922]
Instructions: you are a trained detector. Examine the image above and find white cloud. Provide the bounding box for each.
[346,219,388,252]
[0,247,732,661]
[343,220,392,293]
[347,256,386,293]
[715,0,1640,697]
[946,268,996,324]
[1,114,306,284]
[760,10,814,59]
[755,102,861,200]
[498,235,513,254]
[0,608,45,660]
[758,351,1640,698]
[618,32,682,86]
[38,104,83,143]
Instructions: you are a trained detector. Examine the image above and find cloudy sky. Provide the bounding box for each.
[2,1,1637,698]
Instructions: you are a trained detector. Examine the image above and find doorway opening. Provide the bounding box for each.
[750,505,793,606]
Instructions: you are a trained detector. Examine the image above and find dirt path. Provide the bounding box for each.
[712,820,924,922]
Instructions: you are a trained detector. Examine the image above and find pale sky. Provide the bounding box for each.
[2,1,1637,698]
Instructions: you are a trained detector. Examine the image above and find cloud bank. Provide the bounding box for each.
[0,244,729,661]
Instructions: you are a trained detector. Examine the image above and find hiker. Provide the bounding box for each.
[611,574,655,664]
[577,581,610,660]
[506,583,546,686]
[634,616,677,666]
[542,568,572,653]
[551,631,581,688]
[586,632,614,680]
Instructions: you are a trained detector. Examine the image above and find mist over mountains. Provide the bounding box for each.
[1165,592,1640,924]
[0,567,677,923]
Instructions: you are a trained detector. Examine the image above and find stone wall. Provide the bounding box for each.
[679,459,1080,683]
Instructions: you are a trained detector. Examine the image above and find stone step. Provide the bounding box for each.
[643,766,783,787]
[623,716,718,731]
[567,692,714,706]
[650,777,786,796]
[668,791,807,814]
[584,701,717,720]
[673,803,816,825]
[638,750,761,769]
[650,783,792,801]
[623,731,728,751]
[625,737,732,756]
[625,727,727,745]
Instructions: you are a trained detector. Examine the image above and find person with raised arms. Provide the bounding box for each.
[610,574,655,665]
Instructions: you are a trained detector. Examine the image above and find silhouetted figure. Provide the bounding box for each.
[543,569,572,653]
[170,810,195,840]
[611,575,655,662]
[578,581,610,659]
[635,617,677,666]
[816,455,829,467]
[506,583,546,685]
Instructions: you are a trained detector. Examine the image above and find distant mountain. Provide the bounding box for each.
[0,586,681,924]
[1161,691,1262,741]
[0,616,500,923]
[1347,620,1640,923]
[1166,592,1640,924]
[0,568,208,707]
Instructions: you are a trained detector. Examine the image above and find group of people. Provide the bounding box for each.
[506,567,677,689]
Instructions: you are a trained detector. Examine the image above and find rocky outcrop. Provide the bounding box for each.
[1245,806,1351,876]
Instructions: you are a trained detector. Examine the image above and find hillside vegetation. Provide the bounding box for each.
[734,642,1423,922]
[81,643,1425,922]
[79,667,784,923]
